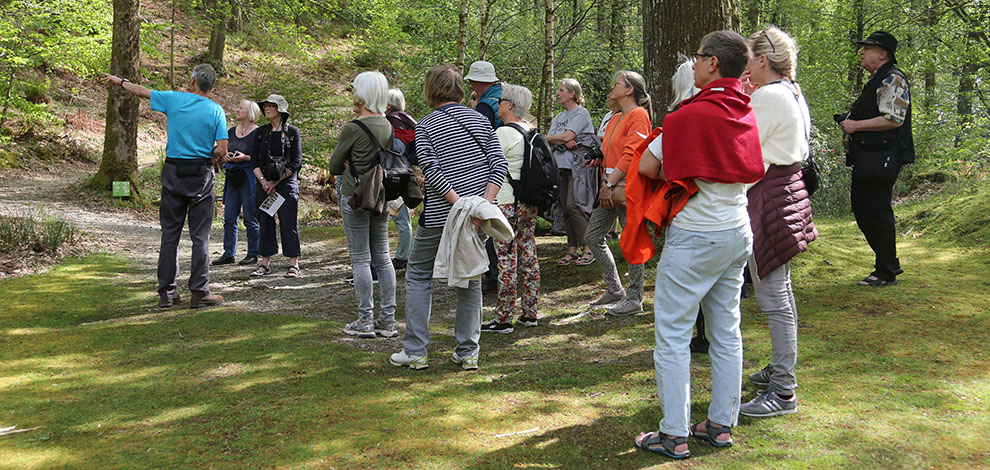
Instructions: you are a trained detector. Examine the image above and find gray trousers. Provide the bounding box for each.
[158,161,215,298]
[748,258,798,391]
[401,225,483,358]
[584,204,644,302]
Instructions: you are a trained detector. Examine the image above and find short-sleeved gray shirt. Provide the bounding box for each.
[548,106,594,170]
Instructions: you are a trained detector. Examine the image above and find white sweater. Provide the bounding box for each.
[433,196,514,288]
[751,82,811,169]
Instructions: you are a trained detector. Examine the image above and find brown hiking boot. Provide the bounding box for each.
[190,292,223,309]
[159,293,181,308]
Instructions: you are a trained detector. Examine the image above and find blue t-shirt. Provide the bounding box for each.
[150,91,228,160]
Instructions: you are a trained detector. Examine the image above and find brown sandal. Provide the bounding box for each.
[557,252,579,266]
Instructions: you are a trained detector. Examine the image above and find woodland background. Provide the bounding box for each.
[0,0,988,214]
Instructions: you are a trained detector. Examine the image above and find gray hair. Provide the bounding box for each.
[352,70,389,114]
[699,30,752,79]
[191,64,217,92]
[670,56,700,111]
[387,88,406,111]
[239,99,261,122]
[560,78,585,106]
[749,26,798,80]
[500,83,532,118]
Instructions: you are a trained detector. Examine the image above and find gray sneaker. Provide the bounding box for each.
[748,364,772,386]
[343,320,376,339]
[374,321,398,338]
[451,352,479,370]
[605,298,642,317]
[739,389,797,417]
[590,291,624,307]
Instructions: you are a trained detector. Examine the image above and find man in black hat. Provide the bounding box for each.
[838,30,915,287]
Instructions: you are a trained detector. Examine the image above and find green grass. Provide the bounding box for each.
[1,208,989,468]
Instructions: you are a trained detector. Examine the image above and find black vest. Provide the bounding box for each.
[849,62,915,164]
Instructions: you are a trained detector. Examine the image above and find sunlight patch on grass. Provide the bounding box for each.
[2,447,79,470]
[4,327,53,336]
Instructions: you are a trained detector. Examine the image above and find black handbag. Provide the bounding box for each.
[225,168,247,187]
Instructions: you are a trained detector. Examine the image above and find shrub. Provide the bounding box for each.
[0,209,78,255]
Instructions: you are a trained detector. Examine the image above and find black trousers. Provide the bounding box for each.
[850,173,902,281]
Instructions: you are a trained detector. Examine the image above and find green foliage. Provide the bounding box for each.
[0,209,77,255]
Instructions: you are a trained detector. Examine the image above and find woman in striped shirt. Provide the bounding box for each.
[389,65,508,371]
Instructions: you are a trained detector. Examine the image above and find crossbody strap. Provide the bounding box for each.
[438,107,488,155]
[346,119,388,180]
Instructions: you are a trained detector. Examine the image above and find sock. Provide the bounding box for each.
[775,391,794,400]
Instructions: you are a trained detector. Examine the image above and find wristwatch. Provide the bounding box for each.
[604,180,616,189]
[119,78,129,88]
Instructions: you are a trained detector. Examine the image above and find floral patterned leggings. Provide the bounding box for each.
[495,202,541,323]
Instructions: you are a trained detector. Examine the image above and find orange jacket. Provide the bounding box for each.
[620,128,699,265]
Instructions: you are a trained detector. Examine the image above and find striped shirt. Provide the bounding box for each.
[415,104,508,228]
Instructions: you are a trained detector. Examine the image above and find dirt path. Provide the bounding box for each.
[0,171,482,351]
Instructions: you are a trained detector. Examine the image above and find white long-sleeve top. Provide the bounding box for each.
[433,196,514,288]
[751,81,811,170]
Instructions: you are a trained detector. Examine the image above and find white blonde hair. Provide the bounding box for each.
[749,26,799,80]
[500,83,532,118]
[387,88,406,111]
[352,70,389,114]
[670,57,700,111]
[239,99,261,122]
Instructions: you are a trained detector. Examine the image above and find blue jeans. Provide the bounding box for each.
[391,205,412,260]
[222,170,259,258]
[653,224,752,437]
[341,195,397,325]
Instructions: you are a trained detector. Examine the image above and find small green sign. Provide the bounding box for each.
[112,181,131,197]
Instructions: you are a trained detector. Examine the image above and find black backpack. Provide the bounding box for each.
[350,119,416,201]
[505,122,559,211]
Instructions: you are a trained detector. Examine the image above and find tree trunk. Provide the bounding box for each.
[848,0,865,93]
[745,0,760,29]
[606,0,626,69]
[922,0,936,110]
[455,0,469,72]
[93,0,141,193]
[204,0,229,68]
[538,0,555,130]
[642,0,739,124]
[479,0,493,61]
[956,31,978,147]
[0,65,14,130]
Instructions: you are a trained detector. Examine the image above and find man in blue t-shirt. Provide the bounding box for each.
[105,64,228,309]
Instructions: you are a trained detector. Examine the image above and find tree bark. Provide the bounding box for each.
[456,0,469,72]
[642,0,739,124]
[538,0,555,130]
[745,0,760,29]
[956,31,978,147]
[479,0,493,60]
[94,0,141,193]
[606,0,626,69]
[0,65,14,130]
[848,0,865,93]
[205,0,229,68]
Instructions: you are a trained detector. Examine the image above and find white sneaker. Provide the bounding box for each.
[451,352,479,370]
[389,350,428,369]
[605,298,642,317]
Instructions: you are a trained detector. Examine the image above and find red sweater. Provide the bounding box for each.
[662,78,764,184]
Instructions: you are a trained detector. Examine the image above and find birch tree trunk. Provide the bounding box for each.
[456,0,469,72]
[479,0,493,60]
[538,0,555,130]
[642,0,739,124]
[93,0,141,193]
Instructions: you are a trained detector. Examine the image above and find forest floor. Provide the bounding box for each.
[0,167,988,469]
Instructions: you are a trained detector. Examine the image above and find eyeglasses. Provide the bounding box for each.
[762,29,776,55]
[692,53,715,61]
[499,98,513,104]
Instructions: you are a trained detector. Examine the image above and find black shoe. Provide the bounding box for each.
[238,255,258,266]
[516,317,538,327]
[480,320,514,334]
[690,336,710,354]
[392,258,407,270]
[346,267,378,286]
[212,255,235,266]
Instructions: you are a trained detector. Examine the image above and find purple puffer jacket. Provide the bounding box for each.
[747,163,817,279]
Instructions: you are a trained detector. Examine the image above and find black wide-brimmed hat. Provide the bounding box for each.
[858,30,898,64]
